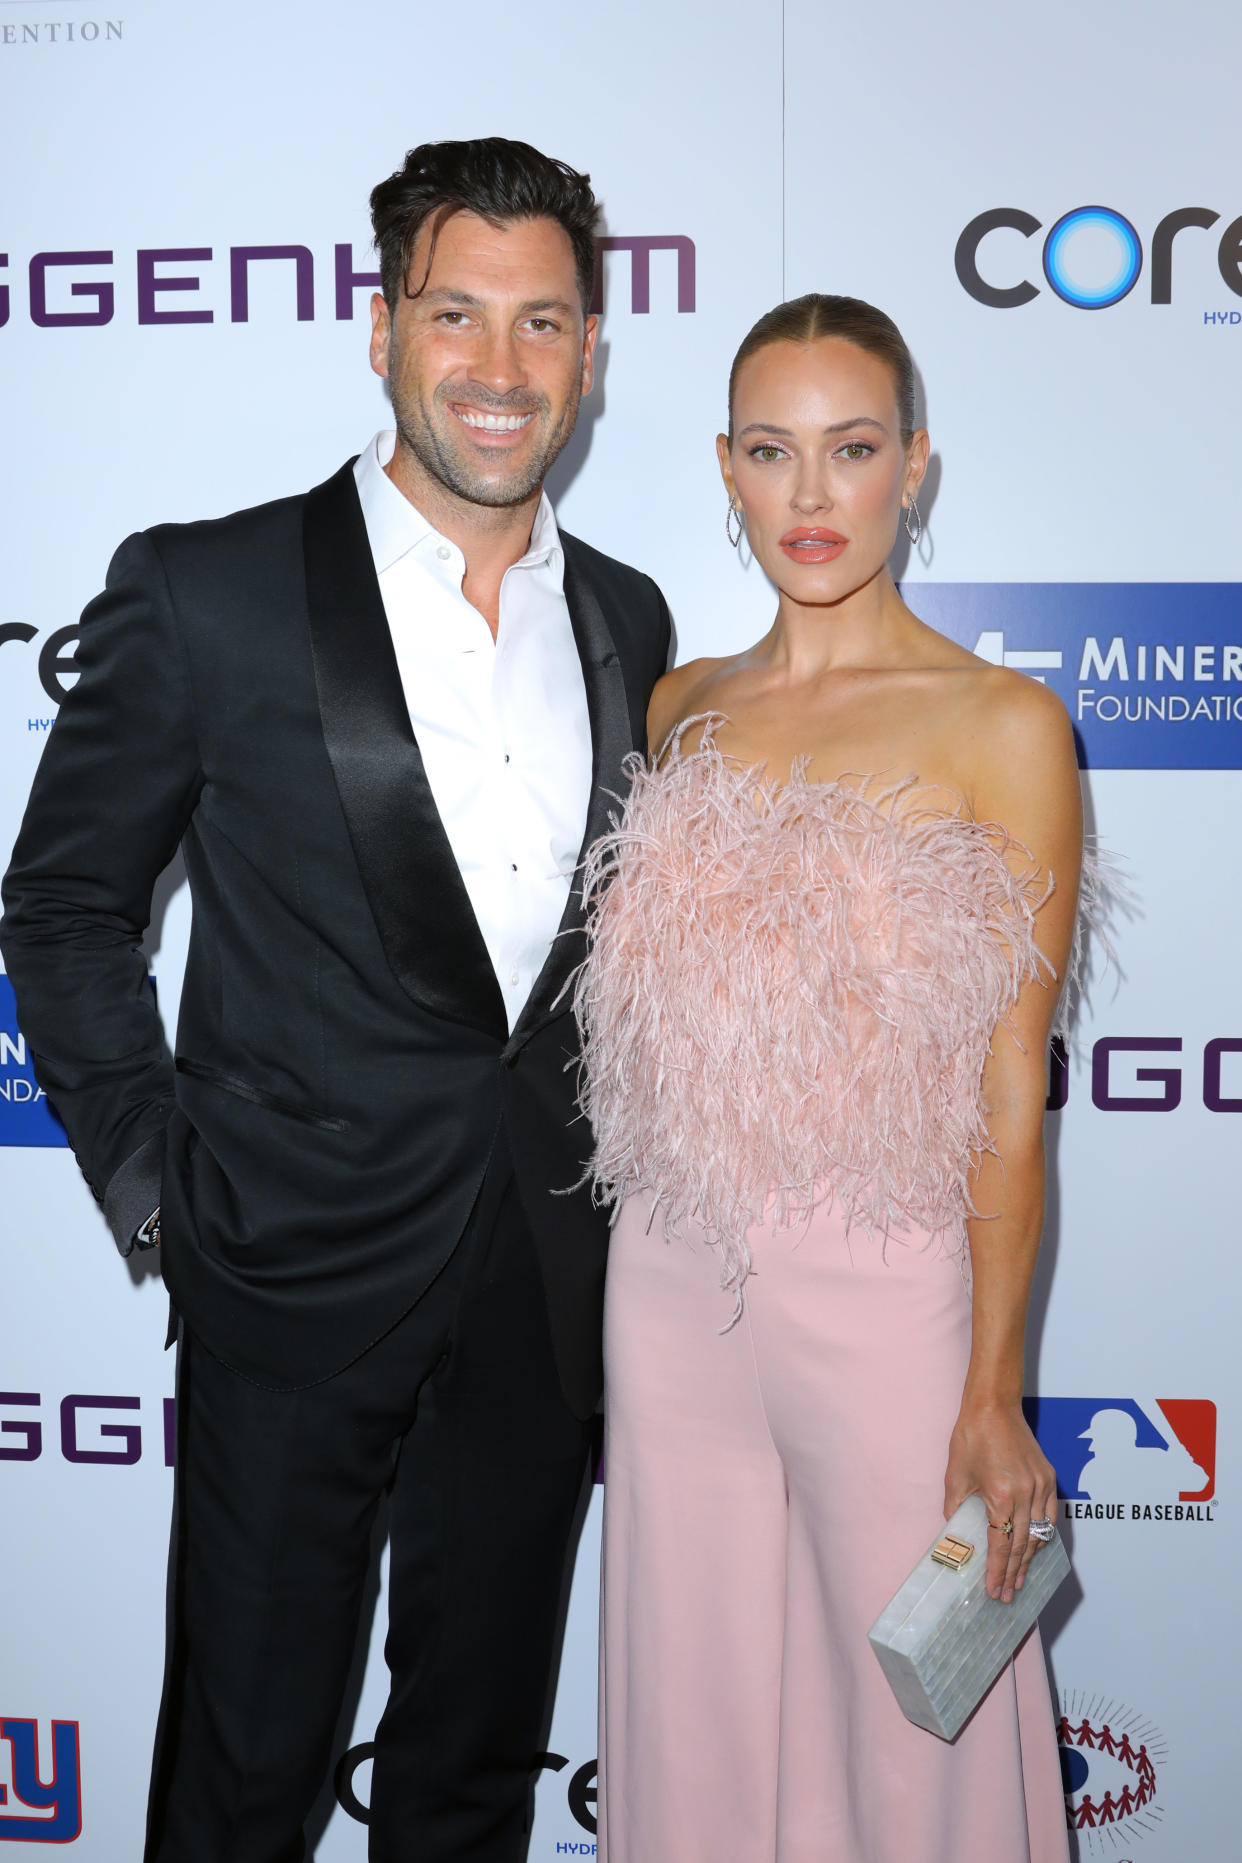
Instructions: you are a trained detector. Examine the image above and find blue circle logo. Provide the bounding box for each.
[1060,1745,1090,1794]
[1042,206,1143,309]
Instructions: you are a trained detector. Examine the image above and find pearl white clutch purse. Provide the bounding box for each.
[867,1493,1070,1741]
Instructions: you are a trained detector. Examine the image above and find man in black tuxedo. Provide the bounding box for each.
[0,138,669,1862]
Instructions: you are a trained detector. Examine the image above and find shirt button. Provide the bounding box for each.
[436,545,451,561]
[503,753,511,764]
[509,969,520,987]
[511,863,518,872]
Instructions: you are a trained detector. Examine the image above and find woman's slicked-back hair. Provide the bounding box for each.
[369,137,601,314]
[727,294,917,444]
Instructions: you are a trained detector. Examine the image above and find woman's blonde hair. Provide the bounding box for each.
[727,293,917,445]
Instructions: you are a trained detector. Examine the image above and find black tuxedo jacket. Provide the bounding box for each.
[0,461,670,1416]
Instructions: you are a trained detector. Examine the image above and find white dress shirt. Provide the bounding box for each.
[353,431,593,1033]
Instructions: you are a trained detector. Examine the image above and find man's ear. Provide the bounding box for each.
[369,292,392,380]
[580,314,599,396]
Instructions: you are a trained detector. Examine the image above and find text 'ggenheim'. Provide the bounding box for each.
[0,237,695,328]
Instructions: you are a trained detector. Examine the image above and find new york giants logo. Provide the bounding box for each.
[0,1719,81,1842]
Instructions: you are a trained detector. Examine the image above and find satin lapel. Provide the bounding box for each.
[513,543,634,1043]
[302,463,507,1040]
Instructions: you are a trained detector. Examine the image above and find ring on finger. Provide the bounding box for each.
[1027,1516,1056,1544]
[988,1516,1014,1537]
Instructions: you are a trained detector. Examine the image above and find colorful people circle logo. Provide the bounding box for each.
[1057,1692,1166,1850]
[1041,207,1144,309]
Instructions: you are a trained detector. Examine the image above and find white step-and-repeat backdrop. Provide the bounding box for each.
[1,2,1235,1856]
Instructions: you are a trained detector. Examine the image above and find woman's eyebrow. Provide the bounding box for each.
[735,416,890,439]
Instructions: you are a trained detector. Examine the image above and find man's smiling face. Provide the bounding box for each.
[369,208,597,514]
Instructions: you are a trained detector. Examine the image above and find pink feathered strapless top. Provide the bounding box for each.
[573,722,1079,1297]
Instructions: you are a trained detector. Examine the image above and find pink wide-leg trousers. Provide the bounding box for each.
[599,1195,1070,1863]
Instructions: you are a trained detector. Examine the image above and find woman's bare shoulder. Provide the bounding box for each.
[964,668,1081,870]
[647,655,734,749]
[970,663,1076,763]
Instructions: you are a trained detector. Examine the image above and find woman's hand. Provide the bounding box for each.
[944,1400,1057,1603]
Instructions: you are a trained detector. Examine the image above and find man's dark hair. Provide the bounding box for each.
[370,137,600,314]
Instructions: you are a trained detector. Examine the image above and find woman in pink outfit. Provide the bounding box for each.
[573,295,1077,1862]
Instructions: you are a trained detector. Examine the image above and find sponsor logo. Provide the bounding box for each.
[956,203,1241,309]
[0,1719,82,1843]
[1045,1036,1242,1115]
[0,1390,175,1465]
[0,979,66,1147]
[334,1745,598,1843]
[906,583,1242,769]
[0,237,695,329]
[1057,1692,1166,1851]
[332,1743,374,1826]
[0,622,78,708]
[535,1754,598,1839]
[591,236,694,314]
[0,4,123,52]
[1042,206,1142,310]
[1024,1398,1216,1522]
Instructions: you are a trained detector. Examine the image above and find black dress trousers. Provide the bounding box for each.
[145,1126,594,1863]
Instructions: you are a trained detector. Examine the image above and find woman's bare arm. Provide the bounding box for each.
[943,673,1082,1601]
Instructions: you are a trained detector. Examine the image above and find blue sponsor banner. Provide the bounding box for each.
[0,976,67,1147]
[904,583,1242,769]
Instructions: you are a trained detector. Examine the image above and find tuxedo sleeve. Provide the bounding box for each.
[646,580,674,748]
[0,530,204,1252]
[656,585,673,679]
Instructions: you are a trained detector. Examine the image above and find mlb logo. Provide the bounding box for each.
[0,1719,82,1842]
[0,978,67,1147]
[1024,1398,1216,1503]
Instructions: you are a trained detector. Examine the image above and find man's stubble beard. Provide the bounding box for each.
[389,360,582,512]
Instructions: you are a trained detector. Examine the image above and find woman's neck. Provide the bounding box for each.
[758,569,917,683]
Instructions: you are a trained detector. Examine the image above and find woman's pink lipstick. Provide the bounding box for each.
[779,527,847,564]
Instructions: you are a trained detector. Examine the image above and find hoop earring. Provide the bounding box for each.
[726,499,744,549]
[904,494,922,546]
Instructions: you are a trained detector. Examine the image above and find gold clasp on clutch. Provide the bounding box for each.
[930,1534,975,1571]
